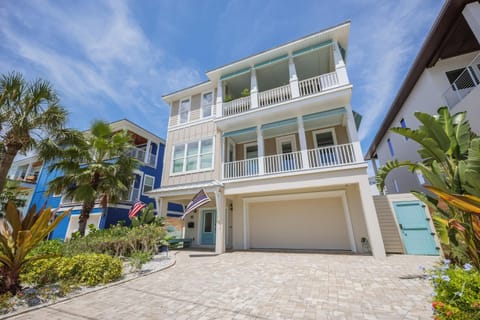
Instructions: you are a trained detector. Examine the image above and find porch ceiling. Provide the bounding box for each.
[256,60,289,92]
[294,46,332,81]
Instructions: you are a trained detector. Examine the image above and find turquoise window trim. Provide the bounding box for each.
[220,67,251,81]
[292,40,332,57]
[302,107,346,122]
[223,126,257,138]
[261,118,297,130]
[253,54,289,69]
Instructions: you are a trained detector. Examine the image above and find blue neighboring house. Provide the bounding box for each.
[21,119,183,240]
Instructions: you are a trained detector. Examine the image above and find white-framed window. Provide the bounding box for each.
[276,135,297,154]
[393,178,399,193]
[143,175,155,194]
[201,91,213,118]
[312,128,337,148]
[244,142,258,159]
[416,171,426,185]
[171,138,214,174]
[178,98,191,124]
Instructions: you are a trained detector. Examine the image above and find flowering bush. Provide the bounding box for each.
[427,260,480,319]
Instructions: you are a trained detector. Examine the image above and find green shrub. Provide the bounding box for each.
[428,260,480,319]
[30,239,65,256]
[22,254,123,287]
[0,292,14,314]
[129,251,153,271]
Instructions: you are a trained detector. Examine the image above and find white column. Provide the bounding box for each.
[257,126,265,175]
[214,188,225,254]
[464,2,480,44]
[157,197,167,218]
[371,157,379,176]
[250,68,259,109]
[216,79,223,117]
[144,139,151,163]
[221,136,225,180]
[357,177,386,258]
[345,106,362,162]
[24,162,33,179]
[297,116,310,169]
[333,42,349,85]
[289,54,300,98]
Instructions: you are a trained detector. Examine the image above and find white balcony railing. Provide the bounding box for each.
[299,72,339,96]
[127,147,156,167]
[258,84,292,108]
[223,142,361,180]
[443,53,480,109]
[223,96,251,117]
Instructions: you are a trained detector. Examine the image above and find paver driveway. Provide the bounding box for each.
[8,251,438,320]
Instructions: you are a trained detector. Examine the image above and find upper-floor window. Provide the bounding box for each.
[178,98,191,124]
[201,92,213,118]
[143,175,155,194]
[400,118,408,141]
[172,138,214,174]
[446,67,479,90]
[387,138,394,156]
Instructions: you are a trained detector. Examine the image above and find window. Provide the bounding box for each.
[400,118,408,141]
[172,138,214,174]
[446,67,479,90]
[143,175,154,194]
[201,92,213,118]
[178,98,191,124]
[393,179,399,193]
[244,143,258,159]
[313,129,337,148]
[416,171,426,185]
[387,138,394,156]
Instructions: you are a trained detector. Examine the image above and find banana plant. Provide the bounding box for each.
[0,201,69,294]
[131,203,164,227]
[376,107,480,267]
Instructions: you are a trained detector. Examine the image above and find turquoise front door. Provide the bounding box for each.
[201,209,216,245]
[393,201,439,255]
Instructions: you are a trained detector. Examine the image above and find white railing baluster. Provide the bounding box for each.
[299,71,340,97]
[258,84,292,108]
[223,96,251,117]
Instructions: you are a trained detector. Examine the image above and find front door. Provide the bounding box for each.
[201,209,216,245]
[393,201,439,255]
[276,135,297,171]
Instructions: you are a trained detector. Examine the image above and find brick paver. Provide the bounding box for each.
[9,251,438,319]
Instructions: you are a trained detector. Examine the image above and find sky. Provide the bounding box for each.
[0,0,443,155]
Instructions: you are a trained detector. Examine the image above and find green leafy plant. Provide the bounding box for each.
[131,203,164,227]
[0,201,68,294]
[0,292,14,314]
[376,107,480,268]
[0,180,28,217]
[223,94,233,102]
[129,251,152,271]
[240,88,250,97]
[427,260,480,319]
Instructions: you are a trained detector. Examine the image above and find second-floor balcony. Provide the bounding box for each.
[443,52,480,109]
[223,142,362,180]
[127,147,156,167]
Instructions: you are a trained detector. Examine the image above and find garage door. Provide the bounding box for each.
[249,197,351,250]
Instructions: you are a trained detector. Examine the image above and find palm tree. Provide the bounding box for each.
[39,120,138,236]
[0,71,68,195]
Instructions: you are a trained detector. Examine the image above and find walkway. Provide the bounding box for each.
[8,251,438,319]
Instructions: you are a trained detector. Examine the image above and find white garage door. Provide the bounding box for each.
[249,197,351,250]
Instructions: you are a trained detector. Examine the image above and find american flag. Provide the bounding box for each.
[128,201,146,219]
[182,189,211,219]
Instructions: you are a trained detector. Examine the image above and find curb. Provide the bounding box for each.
[0,252,178,319]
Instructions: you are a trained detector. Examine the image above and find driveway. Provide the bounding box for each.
[8,251,438,319]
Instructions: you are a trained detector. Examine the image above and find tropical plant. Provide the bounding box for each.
[0,180,28,217]
[376,107,480,268]
[38,120,138,236]
[223,94,233,102]
[131,203,164,227]
[0,71,69,195]
[0,201,68,294]
[240,88,250,97]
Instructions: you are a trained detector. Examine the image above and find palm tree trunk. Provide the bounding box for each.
[78,201,94,236]
[0,146,20,195]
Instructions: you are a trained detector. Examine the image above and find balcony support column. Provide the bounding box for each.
[144,139,152,164]
[216,79,223,117]
[333,42,349,85]
[250,68,259,109]
[24,163,33,180]
[257,126,265,175]
[297,116,310,169]
[345,106,362,162]
[214,188,226,254]
[289,54,300,98]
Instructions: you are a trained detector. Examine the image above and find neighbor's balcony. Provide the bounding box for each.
[223,142,362,180]
[127,147,156,167]
[443,53,480,109]
[221,71,343,118]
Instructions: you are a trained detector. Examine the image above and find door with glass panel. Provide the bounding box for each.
[312,129,337,167]
[201,209,216,245]
[276,135,297,172]
[244,143,258,176]
[201,92,213,118]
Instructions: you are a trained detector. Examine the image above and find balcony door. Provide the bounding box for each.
[312,129,338,166]
[276,135,298,171]
[244,143,258,175]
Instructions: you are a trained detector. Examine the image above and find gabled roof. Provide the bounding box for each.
[365,0,478,159]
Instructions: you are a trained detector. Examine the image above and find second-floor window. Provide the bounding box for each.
[172,138,214,174]
[143,175,155,194]
[446,67,479,90]
[400,118,408,141]
[387,138,394,156]
[179,98,191,124]
[201,92,213,118]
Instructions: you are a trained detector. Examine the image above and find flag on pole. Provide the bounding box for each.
[128,201,146,219]
[182,189,211,219]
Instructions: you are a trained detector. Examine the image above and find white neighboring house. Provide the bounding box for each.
[366,0,480,194]
[149,21,386,258]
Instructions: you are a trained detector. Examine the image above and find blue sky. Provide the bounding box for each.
[0,0,442,154]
